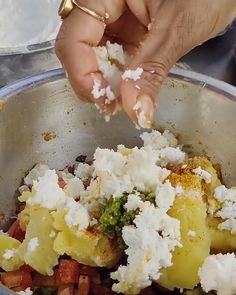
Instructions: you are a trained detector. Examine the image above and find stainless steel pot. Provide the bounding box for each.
[0,68,235,294]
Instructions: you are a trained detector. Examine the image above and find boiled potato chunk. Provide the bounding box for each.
[187,157,222,214]
[53,211,120,267]
[207,216,236,253]
[0,235,23,271]
[158,196,210,290]
[18,204,41,230]
[18,208,59,276]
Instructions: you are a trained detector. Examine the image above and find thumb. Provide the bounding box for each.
[121,24,180,128]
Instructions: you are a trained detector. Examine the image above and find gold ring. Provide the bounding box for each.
[72,0,106,24]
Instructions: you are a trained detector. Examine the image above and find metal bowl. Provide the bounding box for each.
[0,68,235,293]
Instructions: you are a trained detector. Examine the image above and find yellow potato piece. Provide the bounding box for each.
[208,216,236,253]
[53,211,120,267]
[187,157,222,214]
[18,204,41,230]
[18,190,33,203]
[158,196,210,290]
[18,208,59,276]
[0,235,23,271]
[52,210,68,232]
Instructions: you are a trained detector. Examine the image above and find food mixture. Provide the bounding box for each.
[1,129,236,295]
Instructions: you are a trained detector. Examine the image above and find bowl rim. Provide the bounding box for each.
[0,67,235,101]
[0,40,55,56]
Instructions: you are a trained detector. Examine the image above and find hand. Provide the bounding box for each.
[55,0,236,126]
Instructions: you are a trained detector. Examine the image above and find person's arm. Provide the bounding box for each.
[55,0,236,126]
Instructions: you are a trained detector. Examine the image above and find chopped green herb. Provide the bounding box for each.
[99,192,156,249]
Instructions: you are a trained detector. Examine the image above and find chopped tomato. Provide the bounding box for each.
[77,275,90,295]
[0,270,32,289]
[58,178,66,189]
[33,271,59,287]
[20,264,34,273]
[58,259,79,285]
[67,166,74,174]
[58,284,74,295]
[8,220,25,242]
[79,265,98,277]
[91,283,115,295]
[21,271,33,290]
[11,286,24,292]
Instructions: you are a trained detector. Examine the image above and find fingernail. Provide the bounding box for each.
[135,94,154,128]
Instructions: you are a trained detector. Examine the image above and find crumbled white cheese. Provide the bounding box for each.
[92,145,170,200]
[155,180,180,211]
[192,167,212,183]
[122,67,143,81]
[91,78,116,103]
[90,218,98,227]
[140,130,185,166]
[215,186,236,203]
[105,85,116,102]
[141,130,178,150]
[91,78,106,99]
[216,201,236,219]
[133,101,142,111]
[17,288,33,295]
[27,237,39,252]
[49,231,56,238]
[94,148,126,176]
[214,186,236,234]
[3,248,16,260]
[57,170,74,181]
[93,43,123,97]
[106,41,127,66]
[105,12,110,19]
[218,218,236,234]
[124,193,143,212]
[137,111,151,129]
[64,198,90,231]
[24,163,49,186]
[159,147,186,166]
[74,163,93,181]
[111,202,181,294]
[199,253,236,295]
[124,147,170,192]
[187,230,196,237]
[27,169,67,210]
[64,177,84,199]
[104,115,111,122]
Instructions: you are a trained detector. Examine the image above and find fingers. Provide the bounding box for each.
[121,30,177,127]
[120,1,190,127]
[55,2,124,114]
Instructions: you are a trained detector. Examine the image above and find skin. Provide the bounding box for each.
[55,0,236,126]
